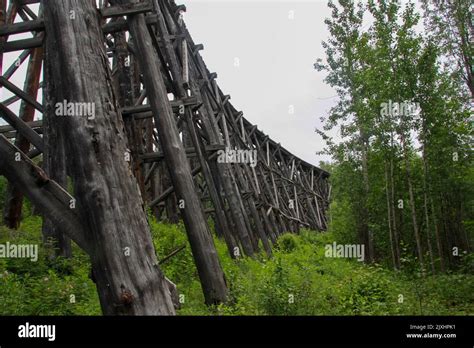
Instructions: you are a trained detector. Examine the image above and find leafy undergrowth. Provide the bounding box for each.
[0,216,472,315]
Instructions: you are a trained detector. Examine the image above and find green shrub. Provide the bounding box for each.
[275,233,299,253]
[0,215,472,316]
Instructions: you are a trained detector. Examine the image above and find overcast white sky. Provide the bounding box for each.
[180,0,338,165]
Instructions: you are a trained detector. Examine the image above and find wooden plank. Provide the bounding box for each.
[0,76,43,112]
[100,2,152,18]
[20,4,37,20]
[140,144,225,163]
[0,0,6,74]
[193,43,203,55]
[121,96,198,115]
[17,0,41,5]
[3,36,43,52]
[181,39,188,84]
[0,103,43,151]
[102,14,157,34]
[0,18,44,36]
[0,135,89,253]
[2,49,30,79]
[0,119,42,133]
[2,45,43,229]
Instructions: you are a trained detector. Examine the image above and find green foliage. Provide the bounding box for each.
[275,233,299,253]
[0,217,100,315]
[0,216,472,316]
[315,0,473,273]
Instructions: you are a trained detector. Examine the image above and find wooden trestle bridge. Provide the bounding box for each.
[0,0,330,315]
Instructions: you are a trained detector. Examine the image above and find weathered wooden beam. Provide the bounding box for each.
[43,0,175,315]
[181,25,277,249]
[102,14,157,34]
[0,76,43,112]
[175,0,327,231]
[119,0,228,305]
[100,2,152,18]
[158,245,186,265]
[20,4,37,20]
[0,18,44,36]
[16,0,40,5]
[196,79,256,255]
[0,119,42,133]
[150,162,202,206]
[2,49,30,79]
[3,44,43,230]
[0,0,6,74]
[120,96,198,116]
[0,0,17,77]
[192,43,203,55]
[2,36,42,52]
[141,144,224,163]
[0,103,43,151]
[0,135,89,252]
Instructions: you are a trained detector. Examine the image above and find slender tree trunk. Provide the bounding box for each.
[440,196,453,268]
[389,153,401,269]
[360,137,374,263]
[422,142,436,274]
[430,195,446,273]
[459,200,471,253]
[401,137,424,274]
[384,161,398,270]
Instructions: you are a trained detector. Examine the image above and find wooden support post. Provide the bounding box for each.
[43,0,175,315]
[112,29,147,199]
[0,135,89,253]
[157,0,240,258]
[118,0,228,305]
[0,0,6,74]
[42,65,72,258]
[159,1,255,257]
[3,45,43,230]
[181,39,189,84]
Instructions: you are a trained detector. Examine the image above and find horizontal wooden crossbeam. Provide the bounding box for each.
[100,2,153,18]
[2,36,43,52]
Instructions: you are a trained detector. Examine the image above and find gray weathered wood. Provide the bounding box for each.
[116,0,228,305]
[43,0,175,315]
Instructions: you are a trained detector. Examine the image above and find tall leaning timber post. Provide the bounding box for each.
[42,0,178,314]
[113,0,229,305]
